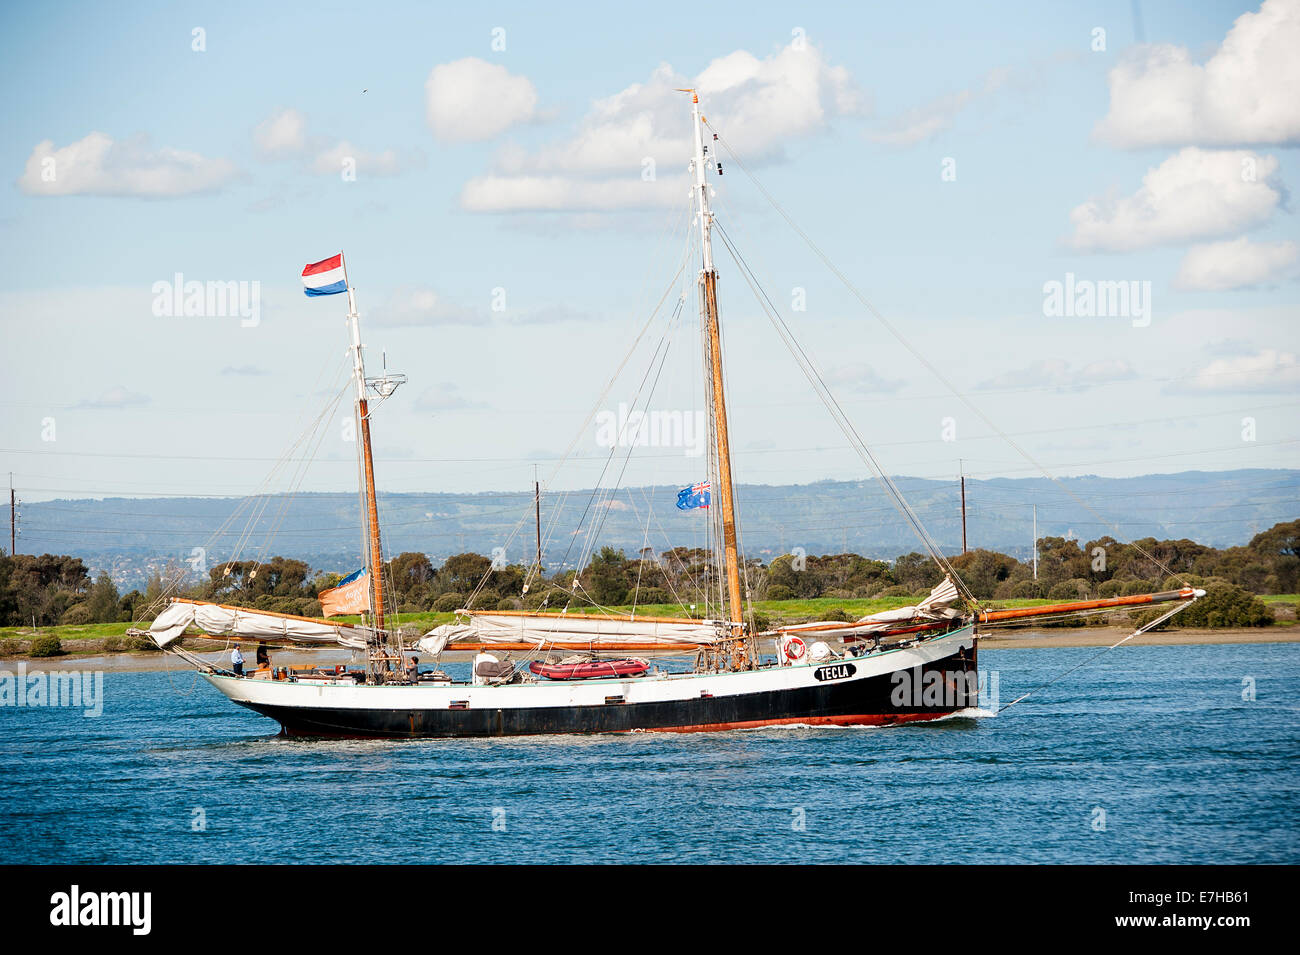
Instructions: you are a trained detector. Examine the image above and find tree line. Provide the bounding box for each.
[0,519,1294,628]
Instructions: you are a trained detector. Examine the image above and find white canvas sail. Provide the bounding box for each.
[147,599,371,650]
[771,576,964,640]
[418,610,723,653]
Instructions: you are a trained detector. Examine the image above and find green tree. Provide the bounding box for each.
[86,572,120,623]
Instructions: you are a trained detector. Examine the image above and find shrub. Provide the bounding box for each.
[0,639,21,657]
[766,585,794,601]
[823,607,852,622]
[102,636,124,652]
[750,611,772,632]
[1133,582,1273,629]
[495,596,522,611]
[28,635,63,658]
[1048,579,1090,601]
[1008,580,1044,599]
[876,585,914,598]
[433,593,465,613]
[466,591,499,610]
[60,603,94,626]
[634,587,671,605]
[1097,579,1124,598]
[124,633,160,652]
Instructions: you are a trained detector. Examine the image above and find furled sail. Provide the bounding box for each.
[771,576,964,641]
[418,610,724,654]
[147,598,371,649]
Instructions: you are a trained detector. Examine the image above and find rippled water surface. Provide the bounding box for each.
[2,643,1296,864]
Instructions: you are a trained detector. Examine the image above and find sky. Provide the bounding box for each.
[1,0,1298,509]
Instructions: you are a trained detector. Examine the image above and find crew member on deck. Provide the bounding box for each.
[407,656,420,681]
[230,645,245,676]
[472,650,497,686]
[256,643,270,669]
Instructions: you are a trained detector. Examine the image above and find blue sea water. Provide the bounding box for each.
[1,643,1296,865]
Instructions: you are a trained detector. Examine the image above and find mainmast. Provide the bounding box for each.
[342,257,391,668]
[686,91,746,655]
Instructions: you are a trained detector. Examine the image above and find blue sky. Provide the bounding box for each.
[1,0,1297,506]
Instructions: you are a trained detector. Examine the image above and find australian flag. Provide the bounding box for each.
[676,481,711,510]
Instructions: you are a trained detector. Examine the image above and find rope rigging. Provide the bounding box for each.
[704,118,1193,592]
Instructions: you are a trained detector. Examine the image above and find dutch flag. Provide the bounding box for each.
[302,253,348,297]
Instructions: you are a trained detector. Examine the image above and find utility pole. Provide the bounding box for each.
[1032,505,1038,581]
[959,459,967,555]
[9,473,15,556]
[534,465,542,571]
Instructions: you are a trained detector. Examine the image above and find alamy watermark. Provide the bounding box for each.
[1,663,104,717]
[594,403,707,457]
[1042,273,1151,328]
[152,273,261,327]
[889,666,998,711]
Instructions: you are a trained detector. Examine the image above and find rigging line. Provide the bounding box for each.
[625,484,711,611]
[550,317,680,614]
[511,214,695,602]
[545,293,689,592]
[250,381,351,571]
[707,120,1193,590]
[579,294,686,572]
[239,381,351,572]
[712,221,974,603]
[994,598,1197,715]
[708,218,954,573]
[144,374,354,616]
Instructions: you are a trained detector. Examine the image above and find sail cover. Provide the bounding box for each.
[148,599,370,649]
[418,611,723,653]
[772,576,964,640]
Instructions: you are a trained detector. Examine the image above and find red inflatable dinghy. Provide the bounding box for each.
[529,658,650,681]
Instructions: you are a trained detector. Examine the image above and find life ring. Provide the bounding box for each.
[783,636,807,662]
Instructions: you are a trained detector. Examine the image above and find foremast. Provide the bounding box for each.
[686,90,748,666]
[342,257,395,677]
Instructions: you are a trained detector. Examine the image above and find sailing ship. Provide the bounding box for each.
[142,92,1203,738]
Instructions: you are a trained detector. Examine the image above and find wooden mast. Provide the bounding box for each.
[342,255,389,668]
[687,91,746,654]
[357,397,386,637]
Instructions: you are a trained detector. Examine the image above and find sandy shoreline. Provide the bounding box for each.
[2,626,1294,672]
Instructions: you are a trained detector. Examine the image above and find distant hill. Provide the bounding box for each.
[13,469,1299,589]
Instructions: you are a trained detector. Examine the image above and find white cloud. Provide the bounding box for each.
[76,385,151,409]
[415,383,487,412]
[1065,148,1282,252]
[459,42,863,213]
[370,287,486,327]
[826,363,905,394]
[977,358,1137,391]
[18,132,236,198]
[1174,237,1300,291]
[1095,0,1300,148]
[461,175,683,213]
[1167,348,1300,394]
[253,108,308,157]
[869,68,1009,147]
[309,141,413,178]
[425,58,538,142]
